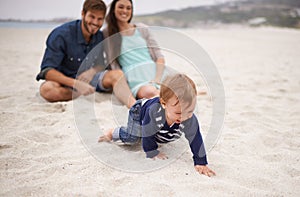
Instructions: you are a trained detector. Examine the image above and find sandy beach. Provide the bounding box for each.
[0,25,299,196]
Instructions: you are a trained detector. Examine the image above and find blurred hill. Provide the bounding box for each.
[133,0,300,28]
[1,0,299,29]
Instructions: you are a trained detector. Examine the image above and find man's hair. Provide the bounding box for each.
[160,74,197,104]
[82,0,107,14]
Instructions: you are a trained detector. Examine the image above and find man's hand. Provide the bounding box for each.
[73,79,95,96]
[194,165,216,177]
[77,68,97,83]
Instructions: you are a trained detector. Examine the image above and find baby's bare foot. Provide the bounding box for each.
[98,135,111,142]
[98,129,113,142]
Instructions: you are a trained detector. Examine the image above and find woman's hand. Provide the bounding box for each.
[154,58,165,84]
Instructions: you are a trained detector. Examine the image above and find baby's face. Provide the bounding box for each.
[164,96,196,124]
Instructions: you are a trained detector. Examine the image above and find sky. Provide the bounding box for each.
[0,0,237,20]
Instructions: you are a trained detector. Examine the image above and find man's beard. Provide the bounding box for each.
[83,19,99,35]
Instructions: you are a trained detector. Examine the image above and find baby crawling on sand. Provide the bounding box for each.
[98,74,215,177]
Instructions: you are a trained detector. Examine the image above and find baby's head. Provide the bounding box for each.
[160,74,197,124]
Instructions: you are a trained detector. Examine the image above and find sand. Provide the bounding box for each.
[0,25,299,196]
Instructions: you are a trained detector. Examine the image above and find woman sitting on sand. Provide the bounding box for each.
[103,0,165,99]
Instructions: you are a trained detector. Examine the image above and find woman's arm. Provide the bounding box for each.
[155,57,165,84]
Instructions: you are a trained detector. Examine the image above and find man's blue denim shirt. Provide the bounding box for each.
[37,20,105,80]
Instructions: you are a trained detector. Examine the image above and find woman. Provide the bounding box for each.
[104,0,165,99]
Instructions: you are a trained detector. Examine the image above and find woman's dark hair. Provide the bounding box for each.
[105,0,133,64]
[106,0,133,36]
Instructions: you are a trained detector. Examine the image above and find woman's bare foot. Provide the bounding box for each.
[98,128,113,142]
[197,90,207,95]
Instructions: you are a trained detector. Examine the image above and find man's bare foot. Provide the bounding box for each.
[98,129,113,142]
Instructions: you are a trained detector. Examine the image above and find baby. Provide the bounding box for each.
[99,73,215,177]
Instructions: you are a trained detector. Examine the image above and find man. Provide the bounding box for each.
[36,0,135,108]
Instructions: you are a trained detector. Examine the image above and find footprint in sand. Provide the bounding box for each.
[0,112,25,128]
[0,144,12,150]
[0,95,12,100]
[262,136,283,147]
[262,153,283,163]
[286,167,300,178]
[24,116,59,128]
[20,103,67,113]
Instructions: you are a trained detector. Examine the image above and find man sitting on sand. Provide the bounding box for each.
[36,0,136,108]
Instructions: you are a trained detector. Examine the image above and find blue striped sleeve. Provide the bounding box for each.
[183,115,208,165]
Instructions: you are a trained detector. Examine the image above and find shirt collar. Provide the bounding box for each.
[77,20,98,45]
[77,20,86,45]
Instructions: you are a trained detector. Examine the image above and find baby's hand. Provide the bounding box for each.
[194,165,216,177]
[152,152,168,160]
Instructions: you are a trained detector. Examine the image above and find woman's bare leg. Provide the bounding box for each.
[102,70,136,108]
[136,85,159,99]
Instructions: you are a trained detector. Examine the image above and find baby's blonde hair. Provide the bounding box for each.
[160,74,197,105]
